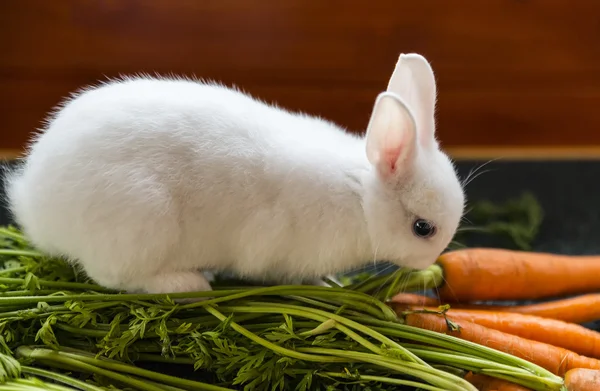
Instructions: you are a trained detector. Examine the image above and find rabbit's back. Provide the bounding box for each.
[6,77,369,288]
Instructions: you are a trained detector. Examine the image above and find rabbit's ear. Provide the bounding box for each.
[365,92,417,178]
[387,53,437,148]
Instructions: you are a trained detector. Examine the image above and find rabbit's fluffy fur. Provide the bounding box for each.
[5,54,465,295]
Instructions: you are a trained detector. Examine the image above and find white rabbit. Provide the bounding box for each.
[4,53,465,295]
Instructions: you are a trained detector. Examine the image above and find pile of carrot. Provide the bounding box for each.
[392,247,600,391]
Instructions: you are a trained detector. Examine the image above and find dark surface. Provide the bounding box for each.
[454,159,600,255]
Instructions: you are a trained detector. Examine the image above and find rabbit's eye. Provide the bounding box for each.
[412,219,436,238]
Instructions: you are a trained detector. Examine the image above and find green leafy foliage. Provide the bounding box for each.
[452,192,543,251]
[0,194,562,391]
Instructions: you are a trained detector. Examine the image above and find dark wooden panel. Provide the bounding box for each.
[1,0,600,152]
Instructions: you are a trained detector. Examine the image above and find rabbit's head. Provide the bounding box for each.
[362,53,465,270]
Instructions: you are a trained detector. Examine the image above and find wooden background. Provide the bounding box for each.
[2,0,600,159]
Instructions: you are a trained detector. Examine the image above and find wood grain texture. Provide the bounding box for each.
[1,0,600,152]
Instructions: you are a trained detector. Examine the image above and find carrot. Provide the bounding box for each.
[391,292,600,324]
[564,368,600,390]
[392,290,600,324]
[464,372,532,391]
[448,294,600,325]
[404,312,600,376]
[407,307,600,359]
[435,248,600,302]
[389,293,440,307]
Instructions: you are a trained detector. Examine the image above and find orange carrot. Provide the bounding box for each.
[392,291,600,325]
[404,312,600,376]
[389,293,440,307]
[564,368,600,390]
[408,307,600,359]
[446,294,600,325]
[464,372,532,391]
[391,291,600,324]
[435,248,600,302]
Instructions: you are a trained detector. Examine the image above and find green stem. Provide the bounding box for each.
[0,228,27,242]
[204,305,348,363]
[17,347,169,391]
[297,347,476,391]
[432,364,468,378]
[405,347,556,391]
[21,366,105,391]
[321,276,342,288]
[297,319,337,338]
[350,269,405,293]
[0,378,79,391]
[394,264,445,293]
[0,286,398,320]
[284,295,342,312]
[0,289,230,305]
[400,343,486,360]
[135,377,189,391]
[135,353,196,365]
[480,369,562,391]
[321,372,449,391]
[381,268,410,301]
[348,264,444,298]
[0,301,123,320]
[0,277,113,292]
[216,304,386,355]
[180,285,397,320]
[245,320,321,332]
[0,267,27,276]
[0,249,44,258]
[53,311,269,339]
[285,295,379,318]
[19,346,235,391]
[55,323,108,338]
[219,302,427,366]
[351,317,562,383]
[0,289,57,297]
